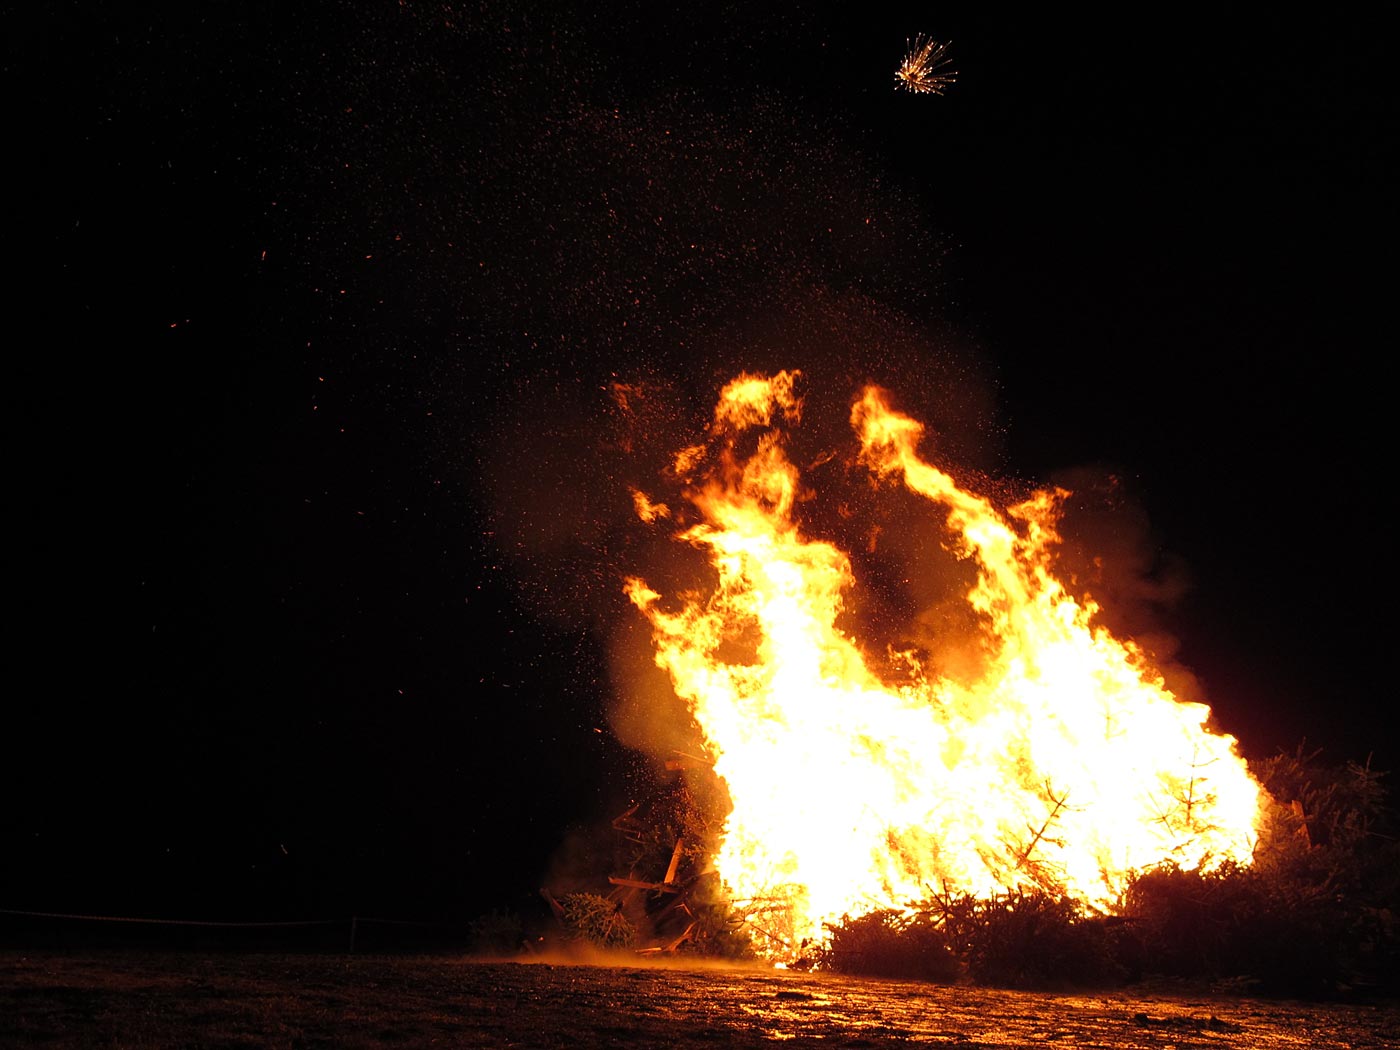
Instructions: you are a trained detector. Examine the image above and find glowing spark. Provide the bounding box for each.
[895,35,956,95]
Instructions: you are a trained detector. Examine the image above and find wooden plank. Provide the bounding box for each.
[664,921,697,951]
[663,838,685,884]
[611,804,641,829]
[608,876,680,894]
[664,752,712,770]
[539,888,566,923]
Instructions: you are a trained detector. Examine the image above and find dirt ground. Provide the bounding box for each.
[3,950,1397,1048]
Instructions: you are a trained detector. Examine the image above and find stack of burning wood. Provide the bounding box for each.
[543,754,749,956]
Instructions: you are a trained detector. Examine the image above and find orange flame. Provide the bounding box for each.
[626,372,1263,957]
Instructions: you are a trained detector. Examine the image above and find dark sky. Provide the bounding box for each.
[10,4,1394,924]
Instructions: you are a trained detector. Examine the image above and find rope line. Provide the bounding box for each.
[0,908,443,928]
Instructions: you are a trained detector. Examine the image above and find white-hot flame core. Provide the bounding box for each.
[626,373,1263,957]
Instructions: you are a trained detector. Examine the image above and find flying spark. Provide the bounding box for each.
[895,35,956,95]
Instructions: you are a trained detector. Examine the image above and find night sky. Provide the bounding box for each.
[11,5,1394,926]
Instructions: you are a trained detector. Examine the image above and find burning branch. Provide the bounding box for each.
[1012,781,1072,874]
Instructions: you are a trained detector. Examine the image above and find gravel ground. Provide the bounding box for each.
[4,951,1397,1048]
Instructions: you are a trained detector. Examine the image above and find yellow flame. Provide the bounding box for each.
[626,373,1263,957]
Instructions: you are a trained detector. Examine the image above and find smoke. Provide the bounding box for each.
[446,14,1217,901]
[466,81,1003,735]
[1039,465,1204,705]
[472,85,1203,742]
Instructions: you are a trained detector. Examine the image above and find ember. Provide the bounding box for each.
[626,372,1264,959]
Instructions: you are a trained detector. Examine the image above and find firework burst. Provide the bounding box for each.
[895,35,956,95]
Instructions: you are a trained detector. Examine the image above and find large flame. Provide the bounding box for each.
[625,371,1263,957]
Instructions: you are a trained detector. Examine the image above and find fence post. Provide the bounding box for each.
[349,915,358,954]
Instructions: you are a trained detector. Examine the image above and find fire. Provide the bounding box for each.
[625,371,1263,958]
